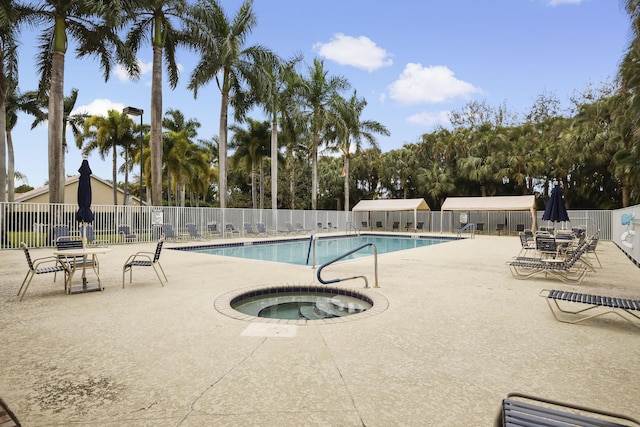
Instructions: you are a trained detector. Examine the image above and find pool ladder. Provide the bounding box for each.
[316,243,379,288]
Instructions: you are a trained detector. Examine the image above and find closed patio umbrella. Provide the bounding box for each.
[75,157,95,242]
[542,184,569,227]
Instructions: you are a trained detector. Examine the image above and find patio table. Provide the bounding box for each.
[53,247,112,294]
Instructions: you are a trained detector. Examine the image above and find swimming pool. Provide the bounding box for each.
[174,234,458,266]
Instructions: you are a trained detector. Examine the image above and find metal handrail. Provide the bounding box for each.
[457,223,476,238]
[346,221,360,235]
[316,243,378,288]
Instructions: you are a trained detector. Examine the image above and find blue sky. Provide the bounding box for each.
[12,0,630,188]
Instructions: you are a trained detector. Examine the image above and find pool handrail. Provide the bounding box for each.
[316,243,379,288]
[346,221,360,235]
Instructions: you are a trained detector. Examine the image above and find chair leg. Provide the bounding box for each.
[17,271,34,300]
[151,265,166,287]
[155,262,168,282]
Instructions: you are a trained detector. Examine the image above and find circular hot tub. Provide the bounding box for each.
[215,283,388,324]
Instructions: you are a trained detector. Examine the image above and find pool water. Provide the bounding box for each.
[183,234,455,265]
[232,291,372,320]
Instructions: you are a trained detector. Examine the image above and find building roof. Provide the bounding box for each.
[352,198,431,212]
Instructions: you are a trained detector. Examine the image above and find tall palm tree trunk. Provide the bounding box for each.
[150,45,163,206]
[219,90,229,209]
[311,133,319,210]
[0,97,6,203]
[271,118,278,214]
[251,163,257,209]
[7,129,15,202]
[112,143,118,204]
[343,154,350,211]
[49,51,65,203]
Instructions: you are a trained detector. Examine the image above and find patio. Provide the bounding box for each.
[0,234,638,426]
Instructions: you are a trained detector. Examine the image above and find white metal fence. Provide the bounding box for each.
[0,201,617,250]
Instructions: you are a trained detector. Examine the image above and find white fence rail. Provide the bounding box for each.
[0,202,617,251]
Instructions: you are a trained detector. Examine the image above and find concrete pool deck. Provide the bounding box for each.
[1,233,639,426]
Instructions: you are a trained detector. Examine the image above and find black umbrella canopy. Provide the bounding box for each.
[542,184,569,223]
[75,158,95,224]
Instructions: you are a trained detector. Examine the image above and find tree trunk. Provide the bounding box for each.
[218,81,229,209]
[150,45,163,206]
[112,143,118,205]
[49,51,65,204]
[7,128,14,201]
[271,117,278,216]
[251,163,257,209]
[259,158,264,210]
[0,94,6,203]
[343,154,350,212]
[311,132,319,210]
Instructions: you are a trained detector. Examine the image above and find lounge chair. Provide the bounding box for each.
[327,222,337,230]
[405,222,413,231]
[18,242,69,301]
[81,224,108,246]
[244,222,259,236]
[535,235,559,257]
[517,232,536,257]
[162,223,183,241]
[256,223,268,236]
[416,221,425,232]
[507,239,592,284]
[392,221,399,232]
[282,222,296,234]
[295,222,310,234]
[515,223,525,232]
[51,224,72,243]
[475,222,484,233]
[316,222,327,231]
[375,221,384,230]
[122,239,167,288]
[586,232,602,268]
[225,223,240,237]
[361,221,369,230]
[206,223,221,238]
[495,223,505,235]
[118,225,137,243]
[186,223,202,240]
[539,289,640,329]
[495,392,640,426]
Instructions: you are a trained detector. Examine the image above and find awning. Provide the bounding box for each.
[352,198,430,212]
[440,195,537,232]
[352,199,430,231]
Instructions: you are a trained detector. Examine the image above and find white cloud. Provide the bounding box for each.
[71,99,125,116]
[114,59,153,82]
[388,63,480,105]
[406,110,451,127]
[313,33,393,72]
[546,0,584,5]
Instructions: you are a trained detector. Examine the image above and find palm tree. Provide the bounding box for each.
[162,109,200,206]
[188,0,276,209]
[380,147,416,199]
[0,0,22,203]
[124,0,192,206]
[30,0,132,204]
[76,110,137,205]
[299,58,350,210]
[258,54,303,214]
[229,119,271,209]
[328,90,389,211]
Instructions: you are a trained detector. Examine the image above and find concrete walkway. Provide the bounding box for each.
[0,234,638,426]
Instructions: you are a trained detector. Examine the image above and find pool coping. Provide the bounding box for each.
[214,282,390,325]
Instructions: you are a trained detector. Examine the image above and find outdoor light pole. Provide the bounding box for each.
[123,106,144,205]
